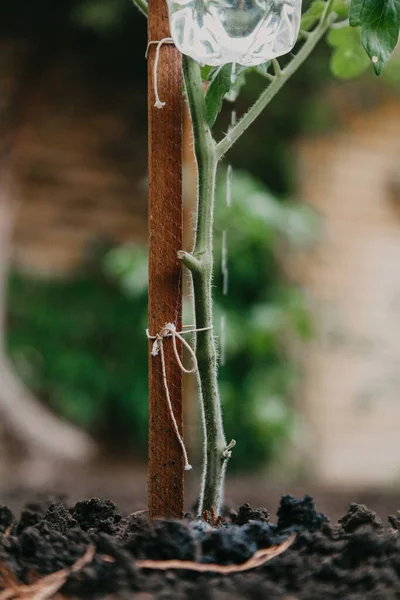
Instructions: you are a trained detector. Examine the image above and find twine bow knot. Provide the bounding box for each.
[149,323,199,375]
[146,323,213,471]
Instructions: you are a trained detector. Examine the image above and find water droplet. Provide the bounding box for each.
[226,164,232,208]
[222,229,229,296]
[220,314,226,366]
[227,109,236,142]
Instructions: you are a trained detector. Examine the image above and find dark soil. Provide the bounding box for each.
[1,495,400,598]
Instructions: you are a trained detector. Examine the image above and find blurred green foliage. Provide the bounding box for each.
[6,260,149,454]
[6,172,317,469]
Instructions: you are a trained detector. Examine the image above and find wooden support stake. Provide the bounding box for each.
[148,0,183,519]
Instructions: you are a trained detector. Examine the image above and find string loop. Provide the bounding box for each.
[146,323,213,471]
[145,38,175,109]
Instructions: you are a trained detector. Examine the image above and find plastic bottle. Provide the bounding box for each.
[168,0,302,66]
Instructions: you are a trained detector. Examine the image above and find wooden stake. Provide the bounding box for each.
[147,0,183,519]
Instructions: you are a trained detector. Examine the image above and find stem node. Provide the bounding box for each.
[178,250,201,272]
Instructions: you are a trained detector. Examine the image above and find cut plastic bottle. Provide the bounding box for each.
[168,0,302,66]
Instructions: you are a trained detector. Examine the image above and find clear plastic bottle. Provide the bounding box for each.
[167,0,302,66]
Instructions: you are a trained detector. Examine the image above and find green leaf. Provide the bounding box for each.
[301,0,326,31]
[349,0,364,24]
[205,61,271,125]
[349,0,400,74]
[200,65,214,82]
[205,64,233,127]
[205,64,252,126]
[327,25,371,78]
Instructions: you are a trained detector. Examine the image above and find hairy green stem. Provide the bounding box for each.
[182,56,230,515]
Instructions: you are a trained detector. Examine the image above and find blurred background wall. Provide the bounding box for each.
[297,98,400,486]
[0,0,399,496]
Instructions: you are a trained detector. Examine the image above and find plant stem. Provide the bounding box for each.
[130,0,148,18]
[182,56,229,515]
[216,8,337,159]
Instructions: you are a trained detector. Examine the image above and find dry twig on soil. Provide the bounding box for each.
[136,533,295,574]
[0,544,95,600]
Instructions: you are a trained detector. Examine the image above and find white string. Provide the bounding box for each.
[146,322,213,471]
[145,38,175,109]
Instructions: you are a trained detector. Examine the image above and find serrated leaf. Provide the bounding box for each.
[349,0,400,74]
[327,25,371,78]
[301,0,326,30]
[205,64,252,126]
[205,64,233,127]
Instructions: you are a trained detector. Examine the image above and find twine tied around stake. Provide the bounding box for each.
[146,323,213,471]
[145,38,175,109]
